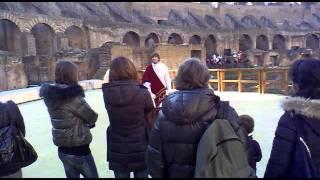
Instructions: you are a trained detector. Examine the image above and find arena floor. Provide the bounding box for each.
[18,89,285,178]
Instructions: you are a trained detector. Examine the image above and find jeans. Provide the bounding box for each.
[114,169,148,178]
[58,151,99,178]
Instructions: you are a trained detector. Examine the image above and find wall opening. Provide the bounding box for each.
[191,50,201,59]
[168,33,183,45]
[145,33,159,48]
[0,19,22,55]
[65,26,84,49]
[272,34,286,52]
[306,34,319,50]
[123,31,140,47]
[31,23,55,56]
[239,34,253,51]
[205,34,217,55]
[189,35,201,45]
[256,35,269,50]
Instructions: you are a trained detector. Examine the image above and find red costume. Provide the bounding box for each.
[142,64,166,109]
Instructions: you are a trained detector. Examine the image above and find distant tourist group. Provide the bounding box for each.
[1,52,320,178]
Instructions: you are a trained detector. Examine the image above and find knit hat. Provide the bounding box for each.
[290,59,320,89]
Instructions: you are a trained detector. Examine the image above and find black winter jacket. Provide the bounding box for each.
[265,96,320,177]
[0,101,26,176]
[146,88,243,178]
[102,80,154,172]
[40,83,98,148]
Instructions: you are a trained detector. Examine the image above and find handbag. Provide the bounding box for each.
[0,125,37,169]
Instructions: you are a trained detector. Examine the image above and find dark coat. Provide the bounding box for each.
[0,101,26,176]
[102,80,154,172]
[39,83,98,147]
[146,88,243,178]
[265,96,320,178]
[248,136,262,171]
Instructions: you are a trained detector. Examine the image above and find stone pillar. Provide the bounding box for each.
[252,36,257,49]
[23,32,36,56]
[287,36,292,50]
[269,35,273,50]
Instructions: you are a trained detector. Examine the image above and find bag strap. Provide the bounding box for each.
[216,100,229,120]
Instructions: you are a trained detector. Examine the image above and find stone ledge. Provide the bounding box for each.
[0,79,105,104]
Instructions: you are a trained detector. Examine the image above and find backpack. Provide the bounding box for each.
[288,114,319,178]
[194,101,254,178]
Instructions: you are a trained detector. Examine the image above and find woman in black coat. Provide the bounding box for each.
[102,56,154,178]
[0,101,26,178]
[146,58,246,178]
[265,59,320,177]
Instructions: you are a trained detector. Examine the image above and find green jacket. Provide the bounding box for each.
[194,118,253,178]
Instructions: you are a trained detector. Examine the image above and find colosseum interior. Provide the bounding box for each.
[1,2,320,91]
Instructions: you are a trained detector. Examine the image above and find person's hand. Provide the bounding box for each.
[151,93,156,99]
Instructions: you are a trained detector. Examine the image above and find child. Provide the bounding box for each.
[239,114,262,175]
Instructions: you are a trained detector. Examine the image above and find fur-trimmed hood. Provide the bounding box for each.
[281,96,320,119]
[39,83,85,103]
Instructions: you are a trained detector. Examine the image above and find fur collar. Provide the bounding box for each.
[39,83,84,102]
[281,96,320,119]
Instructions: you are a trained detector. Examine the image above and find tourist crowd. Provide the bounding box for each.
[1,52,320,178]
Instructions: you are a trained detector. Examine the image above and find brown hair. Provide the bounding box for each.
[175,58,210,90]
[151,52,160,59]
[239,114,254,134]
[109,56,138,82]
[55,60,79,86]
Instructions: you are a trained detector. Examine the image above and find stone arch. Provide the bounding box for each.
[145,32,160,48]
[306,34,319,50]
[0,12,23,32]
[31,23,55,56]
[239,34,253,51]
[272,34,286,52]
[65,25,84,49]
[168,33,183,45]
[0,19,22,55]
[123,31,140,47]
[189,35,201,45]
[256,35,269,50]
[205,34,217,55]
[25,17,59,33]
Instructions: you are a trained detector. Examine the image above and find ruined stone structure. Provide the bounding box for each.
[1,2,320,90]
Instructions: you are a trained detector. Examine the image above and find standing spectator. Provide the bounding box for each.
[239,115,262,176]
[40,60,99,178]
[102,57,154,178]
[142,53,172,110]
[146,58,247,178]
[0,101,26,178]
[264,59,320,177]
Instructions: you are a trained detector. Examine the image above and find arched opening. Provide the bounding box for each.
[0,19,22,55]
[65,25,84,49]
[205,34,217,55]
[145,33,160,48]
[168,33,183,45]
[123,31,140,47]
[189,35,201,45]
[31,23,55,56]
[256,35,269,50]
[239,34,253,51]
[272,34,286,52]
[306,34,319,50]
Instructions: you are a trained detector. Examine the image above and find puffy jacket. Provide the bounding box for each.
[265,96,320,177]
[40,83,98,147]
[146,88,243,178]
[102,80,154,172]
[0,101,26,177]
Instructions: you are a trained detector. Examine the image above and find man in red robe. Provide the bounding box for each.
[142,53,172,110]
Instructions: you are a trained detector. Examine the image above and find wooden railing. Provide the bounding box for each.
[138,67,291,95]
